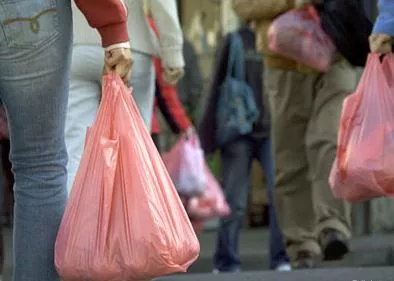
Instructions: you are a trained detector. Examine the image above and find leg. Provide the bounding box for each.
[307,60,356,259]
[65,46,103,193]
[131,52,155,129]
[0,1,72,280]
[214,138,253,272]
[264,68,321,265]
[258,138,290,270]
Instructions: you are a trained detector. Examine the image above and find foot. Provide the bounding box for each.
[319,229,349,261]
[292,251,318,269]
[275,263,292,272]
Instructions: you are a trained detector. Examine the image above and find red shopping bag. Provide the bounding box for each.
[268,6,336,72]
[163,134,206,196]
[330,54,394,201]
[184,164,231,232]
[55,74,200,281]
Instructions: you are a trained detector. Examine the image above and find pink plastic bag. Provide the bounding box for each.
[55,74,200,281]
[163,135,206,196]
[268,6,336,72]
[330,54,394,201]
[185,164,231,230]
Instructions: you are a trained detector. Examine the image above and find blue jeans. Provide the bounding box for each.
[0,1,72,280]
[214,137,289,271]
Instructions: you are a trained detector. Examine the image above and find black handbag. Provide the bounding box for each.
[318,0,373,67]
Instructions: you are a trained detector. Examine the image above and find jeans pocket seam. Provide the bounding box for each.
[0,0,60,49]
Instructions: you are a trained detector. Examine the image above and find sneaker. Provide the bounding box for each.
[275,263,292,272]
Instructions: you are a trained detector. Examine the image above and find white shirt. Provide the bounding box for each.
[72,0,184,68]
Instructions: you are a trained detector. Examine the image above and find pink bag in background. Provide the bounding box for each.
[185,164,231,232]
[268,6,336,72]
[163,134,206,196]
[330,54,394,201]
[55,74,200,281]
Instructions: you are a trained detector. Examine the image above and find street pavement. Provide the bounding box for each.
[2,227,394,280]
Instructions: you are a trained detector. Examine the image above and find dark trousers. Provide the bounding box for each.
[214,137,289,271]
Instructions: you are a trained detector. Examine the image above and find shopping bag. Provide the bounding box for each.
[268,6,336,72]
[163,134,206,196]
[329,54,394,201]
[55,74,200,281]
[185,164,231,229]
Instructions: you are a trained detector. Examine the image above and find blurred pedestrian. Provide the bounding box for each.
[199,23,291,272]
[233,0,356,268]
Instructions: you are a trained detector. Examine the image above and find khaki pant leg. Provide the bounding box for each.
[306,60,357,239]
[264,68,321,261]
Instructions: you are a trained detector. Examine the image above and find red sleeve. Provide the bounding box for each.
[154,58,192,134]
[74,0,129,47]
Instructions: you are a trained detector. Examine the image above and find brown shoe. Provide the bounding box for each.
[319,229,349,261]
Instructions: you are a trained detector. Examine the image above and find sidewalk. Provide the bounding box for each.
[188,228,394,272]
[2,227,394,280]
[157,267,394,281]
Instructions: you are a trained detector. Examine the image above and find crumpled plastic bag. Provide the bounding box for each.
[330,54,394,201]
[163,134,206,196]
[183,164,231,233]
[55,74,200,281]
[268,6,336,72]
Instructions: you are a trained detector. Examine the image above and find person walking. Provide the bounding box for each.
[233,0,357,268]
[199,23,291,272]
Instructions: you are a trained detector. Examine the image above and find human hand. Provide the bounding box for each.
[163,67,184,85]
[369,33,392,54]
[104,48,133,84]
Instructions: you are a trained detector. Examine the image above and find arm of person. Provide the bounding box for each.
[74,0,132,82]
[370,0,394,53]
[154,58,192,135]
[149,0,184,68]
[373,0,394,36]
[74,0,130,48]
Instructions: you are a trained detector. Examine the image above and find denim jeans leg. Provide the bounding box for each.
[0,1,72,280]
[259,138,290,269]
[214,138,253,272]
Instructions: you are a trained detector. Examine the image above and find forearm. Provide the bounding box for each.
[150,0,184,68]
